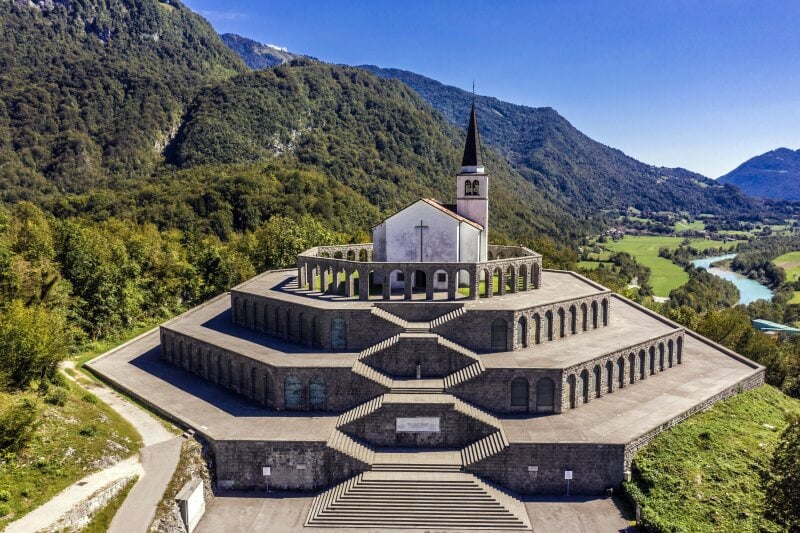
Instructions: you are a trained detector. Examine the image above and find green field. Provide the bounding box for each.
[577,260,613,270]
[674,219,705,232]
[602,236,740,296]
[625,386,799,532]
[774,251,800,304]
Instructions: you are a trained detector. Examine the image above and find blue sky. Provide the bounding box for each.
[185,0,800,178]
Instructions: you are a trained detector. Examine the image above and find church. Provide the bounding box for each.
[89,101,766,531]
[372,102,489,290]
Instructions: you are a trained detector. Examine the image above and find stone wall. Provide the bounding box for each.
[160,328,386,412]
[448,369,563,414]
[374,302,462,322]
[340,403,495,448]
[467,443,626,495]
[364,336,473,378]
[211,440,367,492]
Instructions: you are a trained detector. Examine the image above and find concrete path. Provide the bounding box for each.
[109,437,183,533]
[3,457,143,533]
[4,337,181,533]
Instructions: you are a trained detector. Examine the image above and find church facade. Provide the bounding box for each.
[88,104,766,531]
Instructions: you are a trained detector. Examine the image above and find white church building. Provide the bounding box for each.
[372,102,490,290]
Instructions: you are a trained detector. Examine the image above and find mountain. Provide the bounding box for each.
[220,33,300,69]
[357,66,762,219]
[168,60,582,239]
[0,0,246,195]
[718,148,800,201]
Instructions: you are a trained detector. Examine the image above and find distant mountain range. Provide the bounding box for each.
[718,148,800,201]
[220,33,301,69]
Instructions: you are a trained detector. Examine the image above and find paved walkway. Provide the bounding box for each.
[4,336,181,533]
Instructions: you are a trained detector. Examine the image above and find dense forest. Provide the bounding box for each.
[731,235,800,287]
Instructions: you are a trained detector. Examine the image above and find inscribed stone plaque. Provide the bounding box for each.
[396,417,440,432]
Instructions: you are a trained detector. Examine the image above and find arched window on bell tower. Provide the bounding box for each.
[471,179,480,196]
[465,180,473,196]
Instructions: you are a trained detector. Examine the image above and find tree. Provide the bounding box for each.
[763,414,800,530]
[0,300,71,389]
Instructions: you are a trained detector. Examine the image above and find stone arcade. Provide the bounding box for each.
[89,105,765,531]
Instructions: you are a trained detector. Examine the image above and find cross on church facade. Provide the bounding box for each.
[415,219,429,261]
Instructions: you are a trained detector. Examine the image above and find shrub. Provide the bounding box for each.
[81,393,98,404]
[44,387,68,406]
[0,396,40,453]
[0,489,9,502]
[0,503,9,517]
[79,424,97,437]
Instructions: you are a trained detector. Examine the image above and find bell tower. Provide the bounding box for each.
[456,100,489,258]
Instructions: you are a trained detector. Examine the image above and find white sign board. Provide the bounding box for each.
[564,470,573,480]
[262,467,271,476]
[396,417,440,432]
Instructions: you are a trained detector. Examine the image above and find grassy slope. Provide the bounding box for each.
[603,236,740,296]
[626,386,800,532]
[0,380,142,527]
[773,251,800,303]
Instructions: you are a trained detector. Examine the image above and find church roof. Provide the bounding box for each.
[461,101,483,168]
[373,198,483,230]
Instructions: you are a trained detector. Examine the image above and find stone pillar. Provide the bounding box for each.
[383,271,391,300]
[498,270,506,296]
[522,269,530,291]
[425,271,434,300]
[470,269,479,300]
[320,269,328,294]
[344,271,355,298]
[508,268,517,293]
[447,271,457,300]
[358,271,369,301]
[404,272,413,300]
[298,264,306,289]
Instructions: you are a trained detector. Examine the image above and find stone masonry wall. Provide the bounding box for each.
[468,443,626,495]
[365,336,473,378]
[160,328,386,412]
[340,403,495,448]
[211,440,367,492]
[448,369,563,414]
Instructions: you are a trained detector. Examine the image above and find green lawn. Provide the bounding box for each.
[674,219,705,232]
[603,236,740,296]
[625,386,799,532]
[577,261,613,270]
[774,250,800,282]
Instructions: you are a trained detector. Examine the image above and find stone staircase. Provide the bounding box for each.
[319,305,526,530]
[305,471,531,530]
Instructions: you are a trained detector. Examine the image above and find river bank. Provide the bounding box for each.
[691,254,773,305]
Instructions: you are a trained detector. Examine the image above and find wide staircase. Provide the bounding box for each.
[306,471,531,530]
[308,306,531,530]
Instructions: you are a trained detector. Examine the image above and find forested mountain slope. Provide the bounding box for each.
[220,33,300,69]
[359,66,762,218]
[169,61,584,239]
[718,148,800,201]
[0,0,246,195]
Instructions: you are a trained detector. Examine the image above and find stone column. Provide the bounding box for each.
[425,271,434,300]
[383,271,391,300]
[498,270,506,296]
[320,269,328,294]
[447,271,457,300]
[344,271,355,298]
[358,272,369,301]
[469,268,479,300]
[404,272,413,300]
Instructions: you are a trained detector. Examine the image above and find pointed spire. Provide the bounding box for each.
[461,97,483,171]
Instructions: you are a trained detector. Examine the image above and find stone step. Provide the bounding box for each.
[306,471,531,530]
[370,464,462,472]
[444,360,484,388]
[350,360,392,388]
[462,430,509,466]
[430,307,466,328]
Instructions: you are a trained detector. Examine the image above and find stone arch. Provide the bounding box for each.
[602,298,609,326]
[591,301,599,329]
[658,342,665,371]
[388,269,404,296]
[465,180,473,196]
[677,336,683,363]
[510,377,529,412]
[284,375,303,410]
[569,305,577,334]
[668,339,674,367]
[331,317,347,350]
[605,360,613,393]
[433,269,448,294]
[533,313,541,344]
[333,251,343,259]
[359,249,368,262]
[558,308,566,338]
[505,265,516,293]
[413,269,426,291]
[493,267,503,295]
[567,374,577,409]
[593,365,602,398]
[580,369,590,404]
[545,310,554,341]
[617,357,625,389]
[491,318,508,351]
[536,377,555,413]
[346,249,356,261]
[309,376,327,411]
[638,349,646,380]
[649,346,656,375]
[581,303,588,331]
[472,179,480,195]
[482,269,492,298]
[519,263,529,291]
[516,316,528,348]
[457,269,472,299]
[263,372,272,405]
